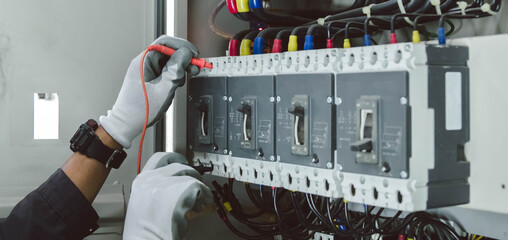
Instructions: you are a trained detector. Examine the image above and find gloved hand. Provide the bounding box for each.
[123,152,212,240]
[100,36,200,148]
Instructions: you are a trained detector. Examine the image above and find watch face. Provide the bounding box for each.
[70,124,95,152]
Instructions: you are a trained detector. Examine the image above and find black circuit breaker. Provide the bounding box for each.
[187,77,228,155]
[227,76,275,160]
[276,73,335,169]
[336,71,410,177]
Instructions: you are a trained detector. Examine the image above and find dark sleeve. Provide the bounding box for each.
[0,169,99,240]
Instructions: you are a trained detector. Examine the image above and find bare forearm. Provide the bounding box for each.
[62,126,122,203]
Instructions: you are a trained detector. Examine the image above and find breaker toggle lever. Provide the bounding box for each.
[195,101,208,113]
[350,138,373,152]
[237,104,252,116]
[237,104,252,141]
[288,106,305,118]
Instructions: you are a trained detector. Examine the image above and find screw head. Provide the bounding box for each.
[276,96,281,103]
[400,97,408,105]
[269,155,275,161]
[405,44,411,52]
[337,164,343,171]
[326,162,333,169]
[312,153,319,163]
[223,96,228,101]
[228,96,232,102]
[381,162,391,173]
[400,171,408,179]
[223,149,228,155]
[188,145,193,150]
[327,96,333,104]
[336,97,342,105]
[270,96,275,103]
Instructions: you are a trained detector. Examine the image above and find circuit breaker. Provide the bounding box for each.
[276,73,335,169]
[187,43,470,211]
[187,77,228,155]
[336,71,409,177]
[228,76,275,160]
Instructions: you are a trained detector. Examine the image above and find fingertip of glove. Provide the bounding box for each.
[186,65,200,77]
[152,35,199,57]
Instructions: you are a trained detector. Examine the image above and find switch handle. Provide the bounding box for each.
[350,138,373,152]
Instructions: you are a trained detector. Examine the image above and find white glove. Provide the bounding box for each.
[123,152,213,240]
[100,36,200,148]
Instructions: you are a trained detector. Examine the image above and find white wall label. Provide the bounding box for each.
[34,93,59,139]
[445,72,462,131]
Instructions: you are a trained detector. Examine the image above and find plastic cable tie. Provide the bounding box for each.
[457,1,468,15]
[317,15,331,26]
[362,4,375,18]
[430,0,442,15]
[223,201,233,212]
[397,0,414,24]
[481,3,497,15]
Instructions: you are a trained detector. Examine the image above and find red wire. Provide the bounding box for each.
[136,45,212,174]
[138,49,150,175]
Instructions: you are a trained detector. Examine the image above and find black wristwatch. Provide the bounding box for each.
[70,119,127,169]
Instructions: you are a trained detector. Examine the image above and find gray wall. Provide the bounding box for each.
[0,0,157,237]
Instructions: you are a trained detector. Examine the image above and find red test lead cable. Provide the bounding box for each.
[137,45,213,174]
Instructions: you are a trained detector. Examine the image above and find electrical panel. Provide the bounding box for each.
[187,43,470,211]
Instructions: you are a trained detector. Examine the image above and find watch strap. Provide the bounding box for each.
[86,138,126,169]
[70,120,126,169]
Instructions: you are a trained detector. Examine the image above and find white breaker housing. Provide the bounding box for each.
[187,43,470,212]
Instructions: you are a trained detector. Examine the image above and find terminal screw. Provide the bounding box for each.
[400,97,408,105]
[312,153,319,163]
[400,171,408,179]
[326,162,333,169]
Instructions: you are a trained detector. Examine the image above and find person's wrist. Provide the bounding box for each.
[95,125,123,150]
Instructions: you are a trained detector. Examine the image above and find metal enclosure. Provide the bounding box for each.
[179,0,508,238]
[0,1,158,238]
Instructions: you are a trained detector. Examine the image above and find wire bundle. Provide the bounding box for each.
[211,0,501,56]
[211,178,464,240]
